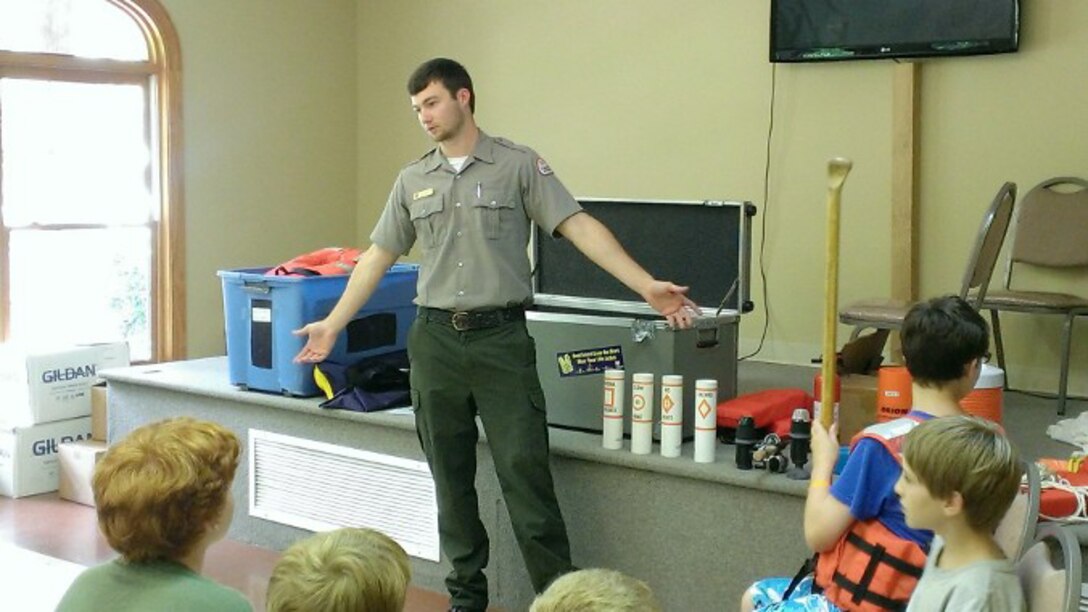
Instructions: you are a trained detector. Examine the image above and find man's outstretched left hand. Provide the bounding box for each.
[645,281,701,329]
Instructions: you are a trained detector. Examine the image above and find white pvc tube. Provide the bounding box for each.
[602,369,626,450]
[660,374,683,458]
[694,379,718,464]
[630,373,655,455]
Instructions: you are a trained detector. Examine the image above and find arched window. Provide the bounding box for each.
[0,0,184,362]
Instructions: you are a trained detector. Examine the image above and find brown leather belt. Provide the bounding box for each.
[417,306,525,331]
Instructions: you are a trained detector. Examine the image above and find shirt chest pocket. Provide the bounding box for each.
[409,196,445,249]
[472,190,517,240]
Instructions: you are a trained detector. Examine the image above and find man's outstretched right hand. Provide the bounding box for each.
[293,321,337,363]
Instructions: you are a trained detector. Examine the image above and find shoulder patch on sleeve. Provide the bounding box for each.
[536,157,553,176]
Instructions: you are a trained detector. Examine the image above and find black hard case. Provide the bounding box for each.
[527,198,755,437]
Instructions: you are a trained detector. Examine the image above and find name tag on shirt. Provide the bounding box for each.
[412,187,435,201]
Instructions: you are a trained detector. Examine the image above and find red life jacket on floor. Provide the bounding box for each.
[814,415,928,612]
[267,247,362,277]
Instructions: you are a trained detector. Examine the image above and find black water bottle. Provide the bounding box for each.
[788,408,812,480]
[735,415,757,470]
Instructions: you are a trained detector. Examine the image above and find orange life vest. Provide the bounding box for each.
[813,415,928,612]
[848,413,926,461]
[268,247,362,277]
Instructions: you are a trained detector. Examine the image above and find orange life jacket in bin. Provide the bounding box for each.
[268,247,362,277]
[814,415,928,611]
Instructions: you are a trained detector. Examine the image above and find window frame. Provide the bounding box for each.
[0,0,184,362]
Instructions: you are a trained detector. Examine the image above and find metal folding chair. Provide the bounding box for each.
[839,182,1016,345]
[983,177,1088,415]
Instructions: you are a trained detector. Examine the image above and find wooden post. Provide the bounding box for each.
[890,62,920,362]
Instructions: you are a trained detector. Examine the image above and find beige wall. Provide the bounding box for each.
[171,1,1086,395]
[919,1,1088,395]
[353,0,1087,396]
[162,0,358,357]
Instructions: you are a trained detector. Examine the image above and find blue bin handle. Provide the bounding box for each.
[243,280,271,294]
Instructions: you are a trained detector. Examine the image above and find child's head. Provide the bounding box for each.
[529,568,661,612]
[93,417,240,563]
[266,527,410,612]
[901,295,989,391]
[897,415,1022,534]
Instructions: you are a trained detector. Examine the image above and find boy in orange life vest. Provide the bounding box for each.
[899,416,1025,611]
[740,295,990,612]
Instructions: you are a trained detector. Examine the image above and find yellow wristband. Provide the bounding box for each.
[809,478,831,489]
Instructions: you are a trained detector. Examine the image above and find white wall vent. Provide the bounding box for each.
[248,429,439,561]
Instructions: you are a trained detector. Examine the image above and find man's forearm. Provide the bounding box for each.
[557,212,654,299]
[324,244,399,330]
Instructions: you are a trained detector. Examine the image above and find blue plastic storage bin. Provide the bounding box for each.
[218,263,419,396]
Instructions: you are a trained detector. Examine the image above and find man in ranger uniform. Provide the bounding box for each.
[295,58,697,612]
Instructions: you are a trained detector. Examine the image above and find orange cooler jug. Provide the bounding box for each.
[960,363,1004,423]
[877,366,913,422]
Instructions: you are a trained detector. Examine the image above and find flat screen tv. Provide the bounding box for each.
[770,0,1020,63]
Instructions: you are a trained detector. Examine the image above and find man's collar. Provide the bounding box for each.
[470,130,496,165]
[421,130,495,173]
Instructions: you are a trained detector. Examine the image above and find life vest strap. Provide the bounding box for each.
[844,531,925,578]
[285,267,321,277]
[825,530,924,610]
[830,572,908,611]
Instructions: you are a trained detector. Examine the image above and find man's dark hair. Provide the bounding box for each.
[408,58,475,113]
[901,295,989,385]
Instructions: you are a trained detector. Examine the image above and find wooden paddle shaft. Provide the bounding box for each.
[821,158,853,429]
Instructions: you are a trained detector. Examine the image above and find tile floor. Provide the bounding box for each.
[0,492,455,611]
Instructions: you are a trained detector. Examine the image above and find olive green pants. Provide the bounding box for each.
[408,316,572,610]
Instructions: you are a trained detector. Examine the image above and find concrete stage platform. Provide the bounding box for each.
[103,357,813,611]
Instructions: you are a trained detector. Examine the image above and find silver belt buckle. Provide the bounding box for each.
[451,311,471,331]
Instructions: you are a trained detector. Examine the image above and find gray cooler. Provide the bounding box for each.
[527,198,755,438]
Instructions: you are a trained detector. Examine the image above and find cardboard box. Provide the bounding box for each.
[91,385,108,442]
[0,417,93,498]
[0,346,100,426]
[82,341,131,383]
[838,374,879,442]
[59,440,108,507]
[0,342,129,427]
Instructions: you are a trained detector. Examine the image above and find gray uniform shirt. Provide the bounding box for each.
[370,131,583,311]
[905,536,1026,612]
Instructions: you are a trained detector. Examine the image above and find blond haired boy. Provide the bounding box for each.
[530,568,662,612]
[898,416,1025,611]
[266,527,410,612]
